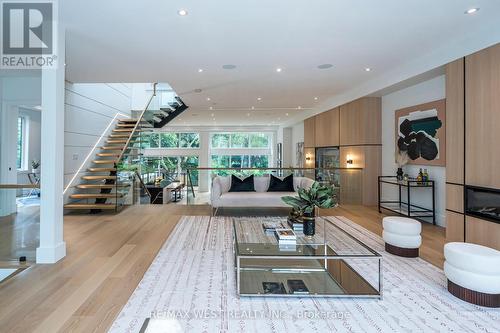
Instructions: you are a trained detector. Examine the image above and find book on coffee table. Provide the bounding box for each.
[262,282,286,294]
[287,279,309,294]
[262,222,285,233]
[275,228,296,241]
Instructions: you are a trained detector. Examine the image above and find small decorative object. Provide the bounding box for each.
[281,182,337,237]
[31,160,40,173]
[417,168,423,185]
[403,173,409,182]
[395,149,409,181]
[423,169,429,185]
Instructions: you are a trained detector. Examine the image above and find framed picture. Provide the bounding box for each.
[395,99,446,166]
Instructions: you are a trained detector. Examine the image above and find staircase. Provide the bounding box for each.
[64,88,189,213]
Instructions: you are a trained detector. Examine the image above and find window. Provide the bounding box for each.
[210,132,270,148]
[140,156,199,186]
[211,155,269,169]
[16,116,25,170]
[140,132,199,149]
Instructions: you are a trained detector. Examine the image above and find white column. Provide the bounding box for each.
[36,26,66,264]
[198,131,210,192]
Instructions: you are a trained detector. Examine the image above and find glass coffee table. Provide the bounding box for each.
[233,217,382,298]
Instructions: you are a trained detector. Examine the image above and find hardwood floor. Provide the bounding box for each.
[0,204,445,333]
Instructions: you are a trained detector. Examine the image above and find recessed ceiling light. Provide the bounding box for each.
[276,67,283,73]
[257,97,262,101]
[285,113,289,116]
[209,106,213,110]
[211,113,215,117]
[206,97,211,101]
[222,64,236,70]
[178,9,188,16]
[465,8,479,14]
[317,64,333,69]
[297,106,302,109]
[251,106,255,110]
[314,97,318,100]
[194,88,202,93]
[365,67,372,72]
[247,113,250,116]
[198,68,203,73]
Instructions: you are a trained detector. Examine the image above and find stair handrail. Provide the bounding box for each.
[134,170,151,198]
[115,82,158,164]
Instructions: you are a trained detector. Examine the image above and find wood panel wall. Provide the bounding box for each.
[315,108,340,147]
[302,97,381,206]
[304,117,316,148]
[339,97,381,146]
[465,44,500,189]
[444,43,500,249]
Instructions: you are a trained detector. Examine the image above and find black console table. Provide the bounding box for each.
[378,176,436,225]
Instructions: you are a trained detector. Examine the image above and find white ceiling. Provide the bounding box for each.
[60,0,500,126]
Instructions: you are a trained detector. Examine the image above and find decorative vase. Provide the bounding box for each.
[32,168,38,174]
[302,212,315,236]
[396,168,404,181]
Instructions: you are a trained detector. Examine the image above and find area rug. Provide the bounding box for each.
[109,216,499,333]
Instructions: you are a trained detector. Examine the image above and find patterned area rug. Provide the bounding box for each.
[109,216,499,333]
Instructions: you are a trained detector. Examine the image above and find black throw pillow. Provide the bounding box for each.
[267,174,294,192]
[228,175,255,192]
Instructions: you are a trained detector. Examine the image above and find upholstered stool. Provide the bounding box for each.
[444,242,500,308]
[382,216,422,257]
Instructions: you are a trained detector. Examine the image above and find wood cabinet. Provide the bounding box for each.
[445,59,465,184]
[339,146,381,206]
[446,211,464,243]
[466,216,500,251]
[446,184,464,213]
[339,97,381,146]
[304,116,316,148]
[465,44,500,189]
[315,107,340,147]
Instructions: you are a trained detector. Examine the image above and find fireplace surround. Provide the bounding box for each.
[465,186,500,224]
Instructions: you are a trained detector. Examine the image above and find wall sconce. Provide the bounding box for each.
[346,154,353,165]
[305,153,312,163]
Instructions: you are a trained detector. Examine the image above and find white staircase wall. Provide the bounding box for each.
[63,83,133,201]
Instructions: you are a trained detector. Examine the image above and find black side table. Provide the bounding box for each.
[378,176,436,225]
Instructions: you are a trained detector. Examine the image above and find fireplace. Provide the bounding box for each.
[465,186,500,224]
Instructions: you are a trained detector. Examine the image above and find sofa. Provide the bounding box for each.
[210,175,315,212]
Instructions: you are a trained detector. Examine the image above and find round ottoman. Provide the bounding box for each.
[444,242,500,308]
[382,216,422,257]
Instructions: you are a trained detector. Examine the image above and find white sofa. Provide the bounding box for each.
[211,176,315,211]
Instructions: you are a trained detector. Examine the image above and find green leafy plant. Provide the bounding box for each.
[281,182,337,215]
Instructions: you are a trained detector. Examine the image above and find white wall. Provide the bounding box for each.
[63,83,133,198]
[381,75,446,226]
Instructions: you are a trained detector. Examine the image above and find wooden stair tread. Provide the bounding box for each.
[70,193,123,199]
[101,146,125,150]
[93,160,117,164]
[119,119,140,123]
[64,203,116,210]
[116,124,136,128]
[76,184,129,189]
[81,175,117,180]
[96,153,121,157]
[88,167,116,172]
[112,129,136,132]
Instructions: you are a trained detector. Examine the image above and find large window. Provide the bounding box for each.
[211,155,269,169]
[16,116,25,170]
[141,132,200,149]
[211,132,269,149]
[141,156,199,186]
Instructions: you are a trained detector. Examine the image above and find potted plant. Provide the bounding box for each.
[395,149,409,181]
[31,160,40,173]
[281,182,337,236]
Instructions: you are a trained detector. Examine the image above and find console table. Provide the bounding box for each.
[378,176,436,225]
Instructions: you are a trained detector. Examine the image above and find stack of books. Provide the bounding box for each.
[275,228,296,244]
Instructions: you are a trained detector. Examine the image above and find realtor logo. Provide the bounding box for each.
[1,0,57,68]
